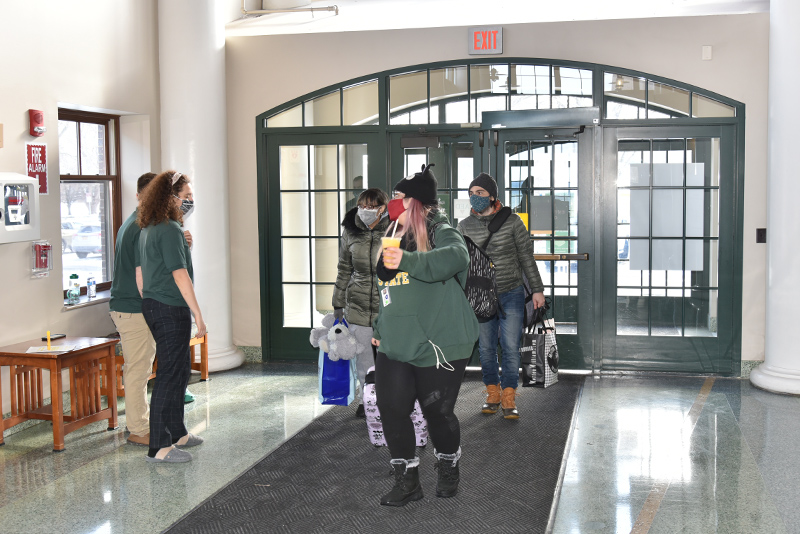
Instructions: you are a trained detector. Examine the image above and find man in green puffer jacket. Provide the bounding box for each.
[458,172,545,420]
[332,188,391,417]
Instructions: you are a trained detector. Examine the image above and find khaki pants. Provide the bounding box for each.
[110,311,156,436]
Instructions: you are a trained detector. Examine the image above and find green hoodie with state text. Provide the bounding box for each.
[372,212,479,368]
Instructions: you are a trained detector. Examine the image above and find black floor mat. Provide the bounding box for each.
[164,373,583,534]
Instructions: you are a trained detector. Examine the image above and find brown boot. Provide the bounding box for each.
[501,387,519,419]
[482,384,502,414]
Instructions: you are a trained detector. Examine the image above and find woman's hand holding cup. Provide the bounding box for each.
[382,237,402,269]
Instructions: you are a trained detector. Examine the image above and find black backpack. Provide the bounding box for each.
[458,207,514,322]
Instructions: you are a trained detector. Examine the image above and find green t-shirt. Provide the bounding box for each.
[109,210,143,313]
[140,219,193,308]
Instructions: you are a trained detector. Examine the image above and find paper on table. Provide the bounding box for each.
[26,345,78,353]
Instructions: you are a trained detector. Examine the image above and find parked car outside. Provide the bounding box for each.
[71,225,103,258]
[61,221,78,252]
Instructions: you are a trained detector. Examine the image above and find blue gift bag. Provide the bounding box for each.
[318,349,356,405]
[317,319,357,405]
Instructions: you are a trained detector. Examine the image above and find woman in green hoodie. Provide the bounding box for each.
[372,164,479,506]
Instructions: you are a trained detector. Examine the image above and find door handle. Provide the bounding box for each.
[533,253,589,261]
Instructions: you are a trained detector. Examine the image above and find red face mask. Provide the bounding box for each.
[387,198,407,221]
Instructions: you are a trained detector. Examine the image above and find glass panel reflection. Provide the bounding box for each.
[554,67,592,96]
[652,189,683,237]
[268,105,302,128]
[430,66,468,125]
[512,64,550,95]
[282,239,310,282]
[692,94,735,118]
[648,81,690,117]
[685,189,719,237]
[313,192,339,237]
[688,138,720,187]
[553,141,578,188]
[313,238,338,283]
[280,192,309,236]
[604,72,646,118]
[304,91,340,127]
[685,289,718,337]
[651,296,682,336]
[617,294,649,336]
[311,145,337,190]
[79,123,107,175]
[283,284,310,327]
[313,284,335,327]
[617,140,651,187]
[390,71,427,125]
[280,146,308,190]
[343,80,378,126]
[58,120,79,175]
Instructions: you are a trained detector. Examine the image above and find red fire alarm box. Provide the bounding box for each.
[32,240,52,278]
[29,109,46,137]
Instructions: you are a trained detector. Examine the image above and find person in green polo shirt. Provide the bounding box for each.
[137,170,207,464]
[371,164,479,506]
[109,172,157,447]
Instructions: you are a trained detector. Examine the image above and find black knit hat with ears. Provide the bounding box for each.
[469,172,498,200]
[394,163,439,205]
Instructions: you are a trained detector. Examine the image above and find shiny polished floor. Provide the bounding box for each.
[1,365,799,533]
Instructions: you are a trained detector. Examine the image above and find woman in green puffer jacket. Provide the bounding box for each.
[332,188,390,417]
[371,164,479,507]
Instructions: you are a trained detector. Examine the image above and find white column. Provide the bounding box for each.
[157,0,244,372]
[750,0,800,394]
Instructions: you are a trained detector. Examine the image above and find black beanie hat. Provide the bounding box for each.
[469,172,498,200]
[394,163,438,205]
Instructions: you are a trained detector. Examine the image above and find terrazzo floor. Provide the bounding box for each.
[1,365,799,533]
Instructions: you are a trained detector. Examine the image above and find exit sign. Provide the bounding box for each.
[469,26,503,55]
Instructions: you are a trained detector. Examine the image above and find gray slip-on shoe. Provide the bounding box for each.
[145,447,193,463]
[176,433,204,448]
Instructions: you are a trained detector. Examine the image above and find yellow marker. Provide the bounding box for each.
[47,331,51,351]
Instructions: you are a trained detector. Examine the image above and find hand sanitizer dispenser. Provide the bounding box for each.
[0,172,41,244]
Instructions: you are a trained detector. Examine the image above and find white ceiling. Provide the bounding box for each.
[226,0,769,36]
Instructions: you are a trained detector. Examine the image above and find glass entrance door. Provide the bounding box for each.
[492,129,596,370]
[602,126,739,373]
[263,133,383,360]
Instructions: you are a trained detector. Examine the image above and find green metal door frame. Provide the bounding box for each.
[259,132,386,361]
[491,127,597,370]
[600,125,742,374]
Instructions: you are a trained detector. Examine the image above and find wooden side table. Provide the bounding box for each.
[0,337,119,451]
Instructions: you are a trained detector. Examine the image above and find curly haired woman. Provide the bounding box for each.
[137,170,207,463]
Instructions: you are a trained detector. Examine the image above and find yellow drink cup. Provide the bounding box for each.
[382,236,401,249]
[382,236,402,269]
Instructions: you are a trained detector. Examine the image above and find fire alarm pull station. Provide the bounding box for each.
[29,110,46,137]
[32,240,52,278]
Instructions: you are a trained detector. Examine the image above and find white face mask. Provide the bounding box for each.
[357,207,380,226]
[179,199,195,219]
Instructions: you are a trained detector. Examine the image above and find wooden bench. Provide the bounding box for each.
[100,333,208,398]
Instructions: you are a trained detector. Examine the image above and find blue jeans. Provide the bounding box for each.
[479,285,524,390]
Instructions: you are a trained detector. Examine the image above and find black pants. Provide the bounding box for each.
[375,352,468,460]
[142,298,192,450]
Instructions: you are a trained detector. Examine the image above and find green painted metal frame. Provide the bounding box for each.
[256,58,745,373]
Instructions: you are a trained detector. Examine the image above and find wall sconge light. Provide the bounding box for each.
[613,74,625,90]
[29,109,46,137]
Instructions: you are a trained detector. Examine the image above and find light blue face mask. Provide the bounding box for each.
[470,195,492,213]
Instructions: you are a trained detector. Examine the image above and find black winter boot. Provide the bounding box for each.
[380,458,423,506]
[434,447,461,498]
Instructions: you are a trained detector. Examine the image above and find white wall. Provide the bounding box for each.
[225,14,769,363]
[0,0,162,411]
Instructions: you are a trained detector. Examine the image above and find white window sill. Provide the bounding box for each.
[63,289,110,311]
